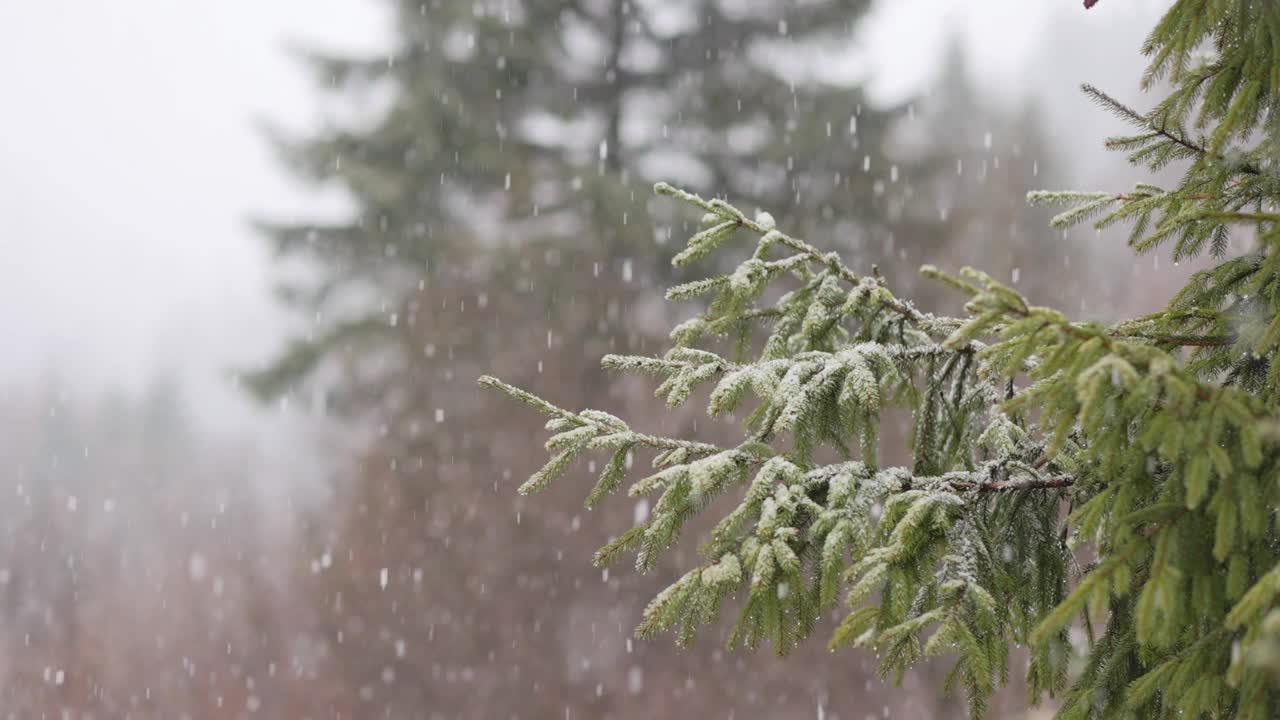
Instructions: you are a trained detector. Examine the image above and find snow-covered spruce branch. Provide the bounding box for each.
[483,163,1280,716]
[478,184,1091,716]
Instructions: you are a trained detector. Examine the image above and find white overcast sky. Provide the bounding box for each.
[0,0,1170,427]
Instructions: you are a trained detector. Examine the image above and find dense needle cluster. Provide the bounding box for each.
[481,1,1280,716]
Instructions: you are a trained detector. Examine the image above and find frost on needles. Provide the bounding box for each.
[480,2,1280,717]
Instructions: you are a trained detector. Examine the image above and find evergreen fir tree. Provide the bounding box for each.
[251,0,903,418]
[483,2,1280,716]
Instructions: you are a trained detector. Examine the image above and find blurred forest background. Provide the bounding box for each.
[0,1,1190,717]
